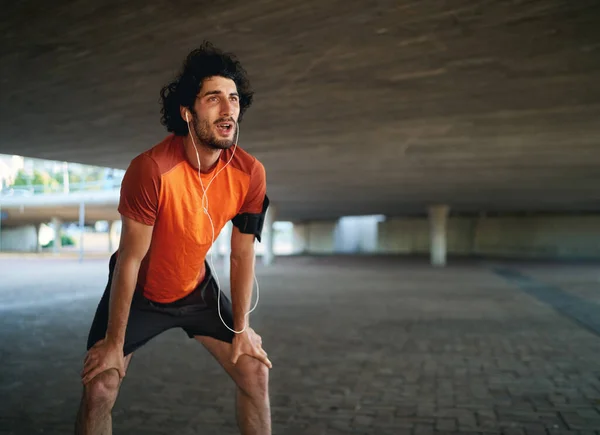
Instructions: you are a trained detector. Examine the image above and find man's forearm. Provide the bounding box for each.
[106,258,141,345]
[230,253,255,331]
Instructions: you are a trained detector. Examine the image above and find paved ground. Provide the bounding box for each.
[1,254,600,435]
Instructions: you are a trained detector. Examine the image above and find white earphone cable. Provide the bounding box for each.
[187,114,259,334]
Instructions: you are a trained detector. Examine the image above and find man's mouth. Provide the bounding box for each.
[215,121,233,135]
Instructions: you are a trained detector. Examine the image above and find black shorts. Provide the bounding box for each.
[86,253,235,356]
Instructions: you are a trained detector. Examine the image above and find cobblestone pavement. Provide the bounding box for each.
[1,255,600,435]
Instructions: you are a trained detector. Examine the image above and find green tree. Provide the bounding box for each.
[11,169,59,193]
[31,170,46,187]
[12,169,31,186]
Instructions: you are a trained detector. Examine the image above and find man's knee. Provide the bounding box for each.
[235,357,269,398]
[83,370,121,410]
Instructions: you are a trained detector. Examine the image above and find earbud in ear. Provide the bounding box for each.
[185,112,190,123]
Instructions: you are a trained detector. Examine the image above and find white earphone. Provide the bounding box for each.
[185,110,260,334]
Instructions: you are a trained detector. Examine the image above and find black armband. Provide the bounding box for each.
[231,195,270,242]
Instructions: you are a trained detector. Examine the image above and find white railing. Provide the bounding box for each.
[0,180,122,197]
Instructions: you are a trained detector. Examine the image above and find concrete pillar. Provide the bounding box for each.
[292,222,308,255]
[108,220,119,253]
[0,202,3,252]
[35,223,43,253]
[219,221,231,277]
[262,204,277,266]
[51,217,62,253]
[79,201,85,262]
[428,204,450,266]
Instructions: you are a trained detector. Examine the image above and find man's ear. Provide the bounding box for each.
[180,106,191,123]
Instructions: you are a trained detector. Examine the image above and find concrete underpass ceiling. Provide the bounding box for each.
[1,1,600,221]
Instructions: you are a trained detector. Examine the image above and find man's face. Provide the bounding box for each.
[190,76,240,150]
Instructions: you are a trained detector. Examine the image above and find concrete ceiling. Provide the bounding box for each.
[1,0,600,221]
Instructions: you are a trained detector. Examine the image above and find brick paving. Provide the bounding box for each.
[511,262,600,306]
[1,255,600,435]
[493,266,600,338]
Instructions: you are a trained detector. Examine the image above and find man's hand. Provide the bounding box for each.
[231,327,272,369]
[81,338,126,384]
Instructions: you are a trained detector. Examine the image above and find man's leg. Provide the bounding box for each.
[195,335,271,435]
[74,354,133,435]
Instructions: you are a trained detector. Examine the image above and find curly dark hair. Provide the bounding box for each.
[160,41,254,136]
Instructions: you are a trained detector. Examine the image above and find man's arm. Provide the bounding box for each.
[229,225,272,368]
[229,226,257,332]
[227,157,271,367]
[106,216,153,346]
[81,216,153,384]
[106,153,159,345]
[82,153,159,385]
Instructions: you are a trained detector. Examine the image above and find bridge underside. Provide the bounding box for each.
[2,1,600,221]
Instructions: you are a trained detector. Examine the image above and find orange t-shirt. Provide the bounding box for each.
[117,134,267,303]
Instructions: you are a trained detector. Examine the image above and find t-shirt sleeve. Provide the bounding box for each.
[117,154,161,226]
[239,159,267,214]
[231,158,269,241]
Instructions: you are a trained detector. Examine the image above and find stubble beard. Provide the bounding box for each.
[192,113,236,151]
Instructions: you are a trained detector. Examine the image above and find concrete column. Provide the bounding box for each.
[51,217,62,253]
[291,222,308,255]
[219,221,231,277]
[0,202,3,252]
[35,223,43,253]
[428,204,450,266]
[262,204,277,266]
[79,201,85,262]
[108,220,119,253]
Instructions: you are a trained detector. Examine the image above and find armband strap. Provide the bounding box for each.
[231,195,270,242]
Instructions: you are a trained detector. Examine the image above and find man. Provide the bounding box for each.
[75,42,272,435]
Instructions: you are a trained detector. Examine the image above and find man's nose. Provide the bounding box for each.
[220,100,233,117]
